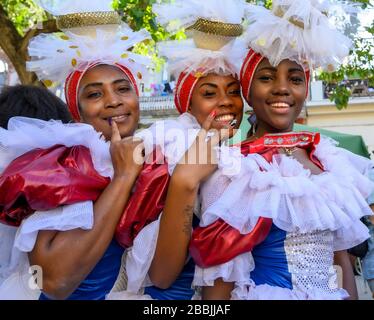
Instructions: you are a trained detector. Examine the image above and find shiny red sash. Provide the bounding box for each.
[115,148,170,247]
[0,145,110,226]
[189,217,272,268]
[0,144,169,248]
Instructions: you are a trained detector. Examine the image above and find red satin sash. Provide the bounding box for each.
[115,147,170,247]
[0,145,170,249]
[190,217,272,268]
[0,145,110,226]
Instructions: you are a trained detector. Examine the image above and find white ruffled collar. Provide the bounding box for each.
[0,117,112,177]
[202,136,374,233]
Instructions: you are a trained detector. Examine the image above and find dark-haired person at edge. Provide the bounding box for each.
[0,5,149,300]
[0,85,72,129]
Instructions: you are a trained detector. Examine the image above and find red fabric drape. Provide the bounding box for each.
[0,145,170,249]
[0,145,109,226]
[189,217,272,268]
[115,148,170,247]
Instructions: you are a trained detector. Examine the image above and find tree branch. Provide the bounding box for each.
[20,19,59,53]
[0,5,58,85]
[0,4,22,60]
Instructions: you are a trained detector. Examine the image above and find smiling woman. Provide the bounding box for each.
[77,64,140,141]
[189,74,243,135]
[189,0,374,301]
[104,0,249,301]
[248,59,307,135]
[0,1,153,300]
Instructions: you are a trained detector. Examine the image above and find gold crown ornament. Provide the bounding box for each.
[186,18,243,50]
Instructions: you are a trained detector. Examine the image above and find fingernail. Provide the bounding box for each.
[210,111,217,118]
[108,117,112,126]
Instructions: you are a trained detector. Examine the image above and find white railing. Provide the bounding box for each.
[140,95,175,111]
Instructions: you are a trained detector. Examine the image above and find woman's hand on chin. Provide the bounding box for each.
[174,110,231,189]
[110,121,144,181]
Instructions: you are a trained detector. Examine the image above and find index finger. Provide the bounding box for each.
[111,120,121,143]
[201,110,216,132]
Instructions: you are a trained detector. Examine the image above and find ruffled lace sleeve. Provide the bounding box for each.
[333,220,371,251]
[0,117,112,177]
[201,138,374,235]
[192,149,259,287]
[124,215,161,294]
[0,201,94,299]
[315,138,373,250]
[15,201,94,252]
[135,112,200,175]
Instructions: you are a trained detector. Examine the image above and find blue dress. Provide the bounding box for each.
[250,224,292,289]
[39,239,124,300]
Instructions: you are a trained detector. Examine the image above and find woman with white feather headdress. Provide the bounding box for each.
[0,0,153,300]
[189,0,374,300]
[106,0,252,300]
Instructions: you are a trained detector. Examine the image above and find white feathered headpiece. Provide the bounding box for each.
[243,0,356,71]
[27,0,152,88]
[153,0,249,78]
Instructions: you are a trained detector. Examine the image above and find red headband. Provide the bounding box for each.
[240,49,310,104]
[174,71,201,114]
[64,62,139,122]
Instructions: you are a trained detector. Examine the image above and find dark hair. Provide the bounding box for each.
[0,85,73,129]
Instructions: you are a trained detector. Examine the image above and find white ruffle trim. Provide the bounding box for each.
[0,232,38,300]
[0,269,41,300]
[231,282,349,300]
[200,137,374,238]
[0,117,113,178]
[106,290,153,300]
[333,221,371,252]
[136,112,201,175]
[27,22,151,89]
[125,215,161,294]
[0,201,94,299]
[14,201,94,252]
[193,252,254,287]
[0,224,23,286]
[243,1,352,70]
[157,38,246,78]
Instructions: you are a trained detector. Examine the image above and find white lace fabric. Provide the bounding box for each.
[136,112,201,175]
[0,117,113,177]
[0,201,94,299]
